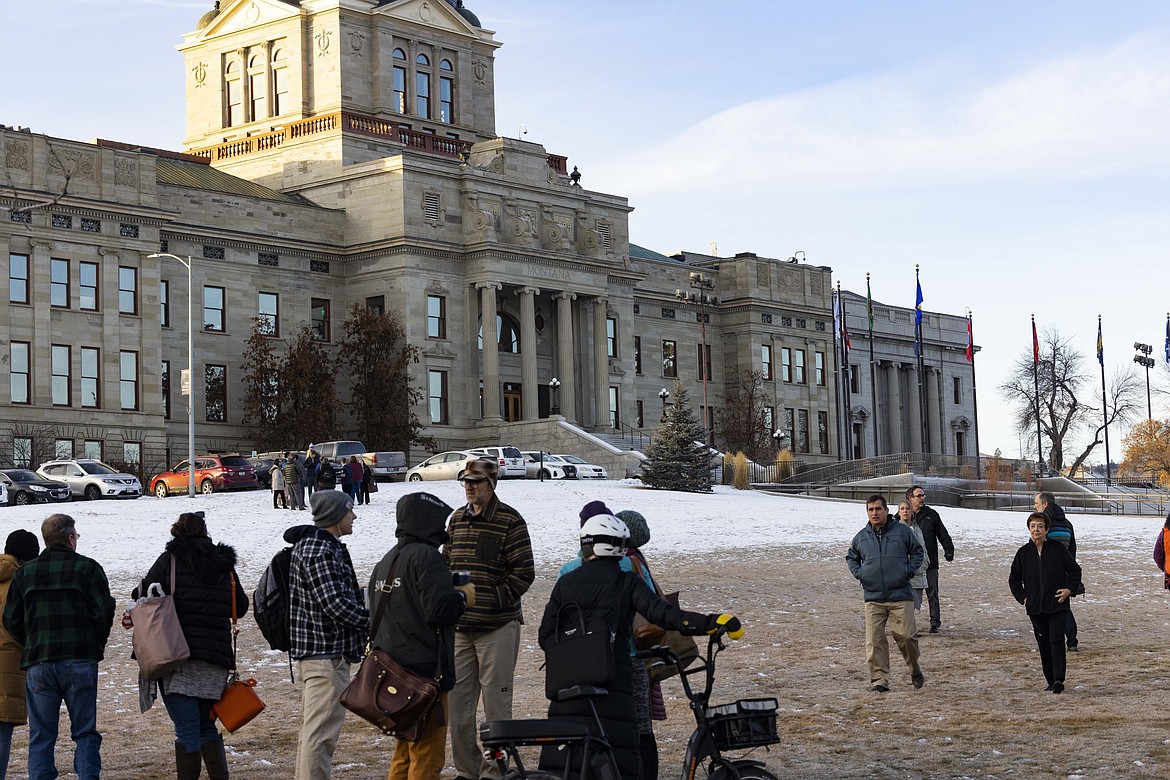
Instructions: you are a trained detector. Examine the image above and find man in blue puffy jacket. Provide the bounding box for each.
[846,495,926,693]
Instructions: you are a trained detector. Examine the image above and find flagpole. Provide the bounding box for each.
[837,281,851,460]
[1099,314,1111,486]
[867,273,880,457]
[831,287,844,462]
[914,265,927,458]
[967,309,981,480]
[1032,314,1043,474]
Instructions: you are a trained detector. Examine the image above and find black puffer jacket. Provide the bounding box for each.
[133,536,248,669]
[537,557,708,780]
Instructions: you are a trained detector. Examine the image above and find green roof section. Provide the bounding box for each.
[155,157,312,206]
[629,243,680,263]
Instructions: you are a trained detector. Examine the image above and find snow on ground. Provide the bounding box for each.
[2,480,1164,598]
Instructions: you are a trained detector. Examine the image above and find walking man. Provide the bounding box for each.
[846,495,925,692]
[445,458,535,780]
[2,514,116,780]
[907,485,954,633]
[1035,491,1079,650]
[286,491,369,780]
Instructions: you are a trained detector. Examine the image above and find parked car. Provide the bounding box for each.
[150,454,259,497]
[405,450,487,482]
[520,452,577,480]
[309,441,408,481]
[249,451,307,489]
[554,454,608,479]
[37,459,142,500]
[1,469,71,506]
[476,446,526,479]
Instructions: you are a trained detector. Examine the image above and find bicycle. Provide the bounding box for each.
[479,626,780,780]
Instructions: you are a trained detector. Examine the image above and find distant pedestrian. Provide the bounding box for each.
[316,459,337,492]
[271,459,288,509]
[283,454,306,511]
[305,450,320,499]
[906,485,954,634]
[0,530,40,780]
[1153,513,1170,591]
[343,457,362,505]
[897,500,929,615]
[1034,491,1080,650]
[360,461,373,506]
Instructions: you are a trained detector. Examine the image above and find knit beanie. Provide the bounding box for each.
[579,500,616,527]
[616,510,650,549]
[310,490,354,528]
[4,529,39,563]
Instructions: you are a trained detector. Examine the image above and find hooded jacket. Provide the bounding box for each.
[0,555,28,724]
[1043,502,1076,558]
[846,517,924,602]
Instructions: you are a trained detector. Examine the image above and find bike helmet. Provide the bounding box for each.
[580,513,629,558]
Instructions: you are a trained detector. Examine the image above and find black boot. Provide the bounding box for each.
[201,734,230,780]
[175,742,202,780]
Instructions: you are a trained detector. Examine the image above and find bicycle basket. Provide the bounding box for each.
[704,698,779,750]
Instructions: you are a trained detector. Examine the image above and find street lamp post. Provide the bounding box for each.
[149,252,196,498]
[1134,342,1154,420]
[676,272,717,445]
[549,377,561,416]
[773,430,787,450]
[658,388,670,422]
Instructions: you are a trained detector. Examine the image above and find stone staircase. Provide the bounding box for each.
[589,429,652,455]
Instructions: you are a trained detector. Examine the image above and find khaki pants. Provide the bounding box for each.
[864,600,921,689]
[295,658,352,780]
[388,693,448,780]
[449,622,521,780]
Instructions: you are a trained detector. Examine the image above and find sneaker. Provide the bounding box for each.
[912,672,925,689]
[871,684,889,693]
[1052,681,1064,694]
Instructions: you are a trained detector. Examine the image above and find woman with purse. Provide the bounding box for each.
[132,512,248,780]
[0,530,39,780]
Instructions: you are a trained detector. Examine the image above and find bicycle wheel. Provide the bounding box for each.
[709,762,780,780]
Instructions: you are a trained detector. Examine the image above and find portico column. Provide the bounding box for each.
[554,292,577,422]
[927,368,943,454]
[517,286,540,420]
[478,282,503,421]
[886,362,903,453]
[593,297,609,430]
[908,365,923,453]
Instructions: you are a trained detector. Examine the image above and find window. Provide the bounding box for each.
[123,442,141,468]
[13,438,32,469]
[204,286,225,331]
[797,409,810,453]
[80,262,98,311]
[225,59,242,126]
[392,48,408,113]
[478,313,520,353]
[311,298,330,341]
[429,370,448,424]
[849,363,860,394]
[427,295,446,338]
[439,59,454,123]
[794,349,806,384]
[366,296,385,315]
[953,376,962,404]
[51,258,70,307]
[206,364,226,421]
[10,342,29,404]
[636,400,644,428]
[415,54,431,118]
[818,411,830,454]
[272,48,288,115]
[609,386,619,428]
[781,347,792,383]
[764,406,775,433]
[258,252,279,267]
[258,292,278,336]
[9,253,29,304]
[51,345,71,406]
[761,344,773,381]
[118,266,138,315]
[815,351,826,386]
[634,336,642,374]
[120,351,138,410]
[784,408,795,448]
[84,440,102,460]
[606,318,617,358]
[697,343,711,381]
[662,340,677,378]
[162,360,170,420]
[55,439,73,459]
[160,280,170,326]
[248,53,267,120]
[81,347,99,408]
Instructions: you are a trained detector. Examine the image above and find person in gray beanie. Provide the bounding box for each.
[310,490,353,528]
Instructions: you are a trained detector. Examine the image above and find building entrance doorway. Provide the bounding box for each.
[503,383,522,422]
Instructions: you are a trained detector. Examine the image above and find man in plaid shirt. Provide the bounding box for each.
[285,490,369,780]
[2,513,115,780]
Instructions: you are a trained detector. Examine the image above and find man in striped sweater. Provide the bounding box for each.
[444,458,534,780]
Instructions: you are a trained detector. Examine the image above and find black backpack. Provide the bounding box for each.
[253,546,293,652]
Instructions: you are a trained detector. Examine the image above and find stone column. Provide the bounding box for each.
[886,362,903,453]
[516,287,540,420]
[593,297,609,430]
[927,368,943,454]
[477,282,502,421]
[554,292,577,422]
[908,365,923,454]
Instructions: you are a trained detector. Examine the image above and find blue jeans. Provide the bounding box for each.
[161,690,219,752]
[0,721,14,780]
[26,659,101,780]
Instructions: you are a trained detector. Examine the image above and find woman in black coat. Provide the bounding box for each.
[132,512,248,779]
[1008,511,1082,694]
[538,505,739,780]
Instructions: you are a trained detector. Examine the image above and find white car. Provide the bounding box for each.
[520,452,578,480]
[476,446,526,479]
[554,455,608,479]
[405,450,487,482]
[37,459,142,500]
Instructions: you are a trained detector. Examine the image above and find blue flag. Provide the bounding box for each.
[914,271,923,357]
[1096,319,1103,366]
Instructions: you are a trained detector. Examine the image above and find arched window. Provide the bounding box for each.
[392,48,407,113]
[271,48,288,115]
[416,53,430,66]
[248,54,267,120]
[440,59,453,71]
[393,48,407,60]
[415,54,431,118]
[439,59,454,124]
[478,313,521,354]
[225,59,242,127]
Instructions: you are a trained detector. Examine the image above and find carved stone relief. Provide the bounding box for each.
[5,140,29,171]
[464,193,497,241]
[192,62,208,89]
[316,30,332,57]
[575,210,601,255]
[473,60,487,85]
[48,148,96,181]
[756,261,769,288]
[348,32,365,57]
[114,157,137,187]
[476,150,504,174]
[425,280,450,296]
[503,199,538,247]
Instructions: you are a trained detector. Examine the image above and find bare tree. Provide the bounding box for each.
[716,370,773,462]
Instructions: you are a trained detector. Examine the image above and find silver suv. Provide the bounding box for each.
[37,459,142,500]
[476,446,526,479]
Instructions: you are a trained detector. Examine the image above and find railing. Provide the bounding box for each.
[779,452,984,486]
[608,422,650,451]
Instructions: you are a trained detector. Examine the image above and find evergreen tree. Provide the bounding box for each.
[640,381,713,492]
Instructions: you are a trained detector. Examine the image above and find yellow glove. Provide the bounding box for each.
[456,583,476,610]
[706,613,744,640]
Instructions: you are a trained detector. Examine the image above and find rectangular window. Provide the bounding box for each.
[203,286,225,331]
[118,266,138,315]
[160,280,170,326]
[798,409,810,453]
[636,399,644,428]
[794,349,806,384]
[258,292,279,336]
[84,440,102,460]
[80,347,99,408]
[703,344,712,381]
[815,351,826,386]
[427,295,446,339]
[609,386,619,428]
[662,340,677,378]
[311,298,330,341]
[818,410,830,454]
[761,344,773,381]
[13,438,32,469]
[206,364,226,421]
[784,408,795,448]
[416,72,431,118]
[781,347,792,383]
[51,258,70,307]
[393,66,407,112]
[634,336,642,375]
[366,295,385,315]
[9,253,29,304]
[80,262,98,311]
[120,351,138,410]
[953,376,962,404]
[10,342,30,404]
[51,345,71,406]
[428,369,449,424]
[764,406,775,433]
[850,363,861,394]
[54,438,73,459]
[162,360,171,420]
[123,442,142,469]
[439,76,454,123]
[606,318,617,358]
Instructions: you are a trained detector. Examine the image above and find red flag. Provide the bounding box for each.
[1032,317,1039,365]
[965,317,973,362]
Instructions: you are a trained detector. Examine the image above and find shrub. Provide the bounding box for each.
[733,452,750,490]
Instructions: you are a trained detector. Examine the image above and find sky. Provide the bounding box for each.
[4,0,1170,462]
